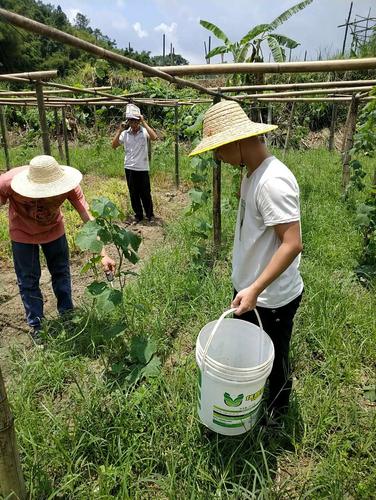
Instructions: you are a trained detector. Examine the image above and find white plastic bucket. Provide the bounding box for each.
[196,308,274,436]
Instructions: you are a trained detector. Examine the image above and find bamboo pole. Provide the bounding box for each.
[0,367,26,500]
[0,106,10,171]
[283,102,296,159]
[328,103,338,151]
[154,58,376,76]
[0,70,57,81]
[234,86,374,100]
[212,96,221,255]
[174,106,179,188]
[61,107,70,165]
[35,81,51,155]
[0,8,237,103]
[93,105,98,134]
[208,79,376,93]
[0,87,112,97]
[0,97,374,108]
[342,95,360,190]
[54,108,64,160]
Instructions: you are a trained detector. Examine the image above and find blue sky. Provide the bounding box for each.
[45,0,374,63]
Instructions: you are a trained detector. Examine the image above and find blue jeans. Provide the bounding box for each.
[12,234,73,330]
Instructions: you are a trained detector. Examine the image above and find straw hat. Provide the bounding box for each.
[11,155,82,198]
[189,101,278,157]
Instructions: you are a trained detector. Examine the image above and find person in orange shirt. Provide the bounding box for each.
[0,155,115,344]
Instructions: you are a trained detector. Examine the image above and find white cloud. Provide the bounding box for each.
[66,8,79,24]
[154,22,177,34]
[116,0,125,6]
[133,21,148,38]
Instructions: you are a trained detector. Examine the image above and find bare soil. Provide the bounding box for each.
[0,182,188,377]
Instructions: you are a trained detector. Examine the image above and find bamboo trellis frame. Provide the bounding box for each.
[154,58,376,75]
[208,79,376,93]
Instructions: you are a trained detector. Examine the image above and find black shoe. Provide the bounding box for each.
[29,328,44,347]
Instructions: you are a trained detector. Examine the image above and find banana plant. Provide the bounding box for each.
[201,0,313,65]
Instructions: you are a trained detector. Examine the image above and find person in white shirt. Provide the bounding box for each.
[112,104,158,223]
[189,101,304,420]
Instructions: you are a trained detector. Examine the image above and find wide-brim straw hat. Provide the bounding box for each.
[11,155,82,198]
[189,100,278,157]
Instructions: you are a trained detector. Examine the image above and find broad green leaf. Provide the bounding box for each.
[141,356,161,378]
[190,156,201,168]
[185,111,205,137]
[268,0,313,31]
[240,24,270,45]
[76,220,103,253]
[97,227,112,244]
[124,249,139,265]
[191,172,207,184]
[131,336,158,364]
[127,230,142,252]
[200,20,229,44]
[270,33,299,49]
[206,45,228,59]
[236,43,251,63]
[108,289,123,307]
[126,364,143,384]
[80,255,102,274]
[91,197,120,219]
[267,35,285,62]
[105,323,126,339]
[87,281,108,296]
[188,188,208,205]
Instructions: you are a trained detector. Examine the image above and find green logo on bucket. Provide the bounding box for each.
[224,392,244,407]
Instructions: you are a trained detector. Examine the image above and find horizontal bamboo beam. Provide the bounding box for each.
[154,58,376,76]
[208,79,376,93]
[235,86,374,100]
[0,8,237,102]
[0,70,57,80]
[249,96,376,102]
[0,86,112,97]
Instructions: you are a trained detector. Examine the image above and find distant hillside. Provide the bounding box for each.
[0,0,188,75]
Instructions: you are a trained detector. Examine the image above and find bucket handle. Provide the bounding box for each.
[202,307,264,372]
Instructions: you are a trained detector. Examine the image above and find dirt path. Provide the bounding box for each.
[0,185,188,377]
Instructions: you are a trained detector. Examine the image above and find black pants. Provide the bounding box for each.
[234,291,303,415]
[125,169,154,220]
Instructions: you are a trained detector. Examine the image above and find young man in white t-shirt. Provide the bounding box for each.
[189,101,304,420]
[112,105,158,223]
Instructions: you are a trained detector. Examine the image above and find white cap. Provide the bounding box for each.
[125,103,141,120]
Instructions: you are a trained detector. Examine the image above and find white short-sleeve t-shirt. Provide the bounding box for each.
[119,127,150,171]
[232,156,303,308]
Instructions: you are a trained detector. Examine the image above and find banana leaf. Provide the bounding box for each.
[200,20,230,44]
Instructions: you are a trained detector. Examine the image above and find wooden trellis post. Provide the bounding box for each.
[61,107,70,166]
[93,105,98,134]
[174,105,179,188]
[35,81,51,155]
[0,106,10,171]
[283,102,296,159]
[328,103,337,151]
[342,94,359,190]
[0,367,26,500]
[54,108,64,160]
[213,96,221,255]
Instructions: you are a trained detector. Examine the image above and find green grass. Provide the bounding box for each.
[3,145,376,498]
